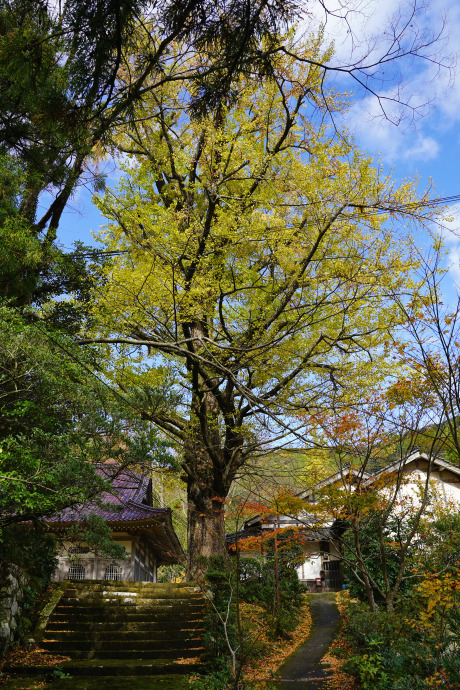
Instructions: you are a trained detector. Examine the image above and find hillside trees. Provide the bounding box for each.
[79,38,438,571]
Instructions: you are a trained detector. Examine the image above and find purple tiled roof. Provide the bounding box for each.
[46,465,170,525]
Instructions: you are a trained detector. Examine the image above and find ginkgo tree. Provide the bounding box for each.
[81,36,437,572]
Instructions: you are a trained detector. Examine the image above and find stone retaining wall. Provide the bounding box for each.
[0,565,28,658]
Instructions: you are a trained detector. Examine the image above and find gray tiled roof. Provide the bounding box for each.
[226,524,335,545]
[46,465,170,525]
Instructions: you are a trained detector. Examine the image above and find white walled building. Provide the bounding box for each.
[226,453,460,592]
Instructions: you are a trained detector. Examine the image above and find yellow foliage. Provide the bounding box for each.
[83,34,440,527]
[91,39,433,408]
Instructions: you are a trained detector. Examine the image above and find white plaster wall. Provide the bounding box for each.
[53,537,134,581]
[297,554,322,580]
[430,473,460,506]
[53,555,132,581]
[297,542,322,580]
[381,468,460,513]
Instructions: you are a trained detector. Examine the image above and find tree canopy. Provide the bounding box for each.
[0,0,445,298]
[80,39,437,570]
[0,0,299,288]
[0,0,451,576]
[0,305,173,528]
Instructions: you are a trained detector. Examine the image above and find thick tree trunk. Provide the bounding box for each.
[183,320,244,576]
[183,385,230,576]
[186,477,228,575]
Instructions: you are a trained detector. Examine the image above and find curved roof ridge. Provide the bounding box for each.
[125,499,171,514]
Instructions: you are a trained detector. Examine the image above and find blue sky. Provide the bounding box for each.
[54,0,460,293]
[312,0,460,291]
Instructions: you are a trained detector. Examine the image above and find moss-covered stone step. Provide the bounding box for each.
[55,598,204,607]
[57,594,205,609]
[45,618,203,636]
[64,582,199,594]
[61,587,203,597]
[49,607,205,623]
[3,674,192,689]
[41,649,204,661]
[42,638,204,653]
[46,618,204,631]
[57,600,204,610]
[5,658,205,677]
[36,580,206,674]
[57,605,204,615]
[62,586,199,592]
[41,648,204,660]
[49,612,204,625]
[61,658,205,676]
[48,607,205,625]
[58,590,203,599]
[43,628,205,641]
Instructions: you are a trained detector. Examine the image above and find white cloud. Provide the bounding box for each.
[343,91,440,162]
[438,203,460,286]
[446,247,460,286]
[404,136,440,161]
[298,0,460,163]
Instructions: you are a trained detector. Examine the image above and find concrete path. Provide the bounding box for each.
[275,593,340,690]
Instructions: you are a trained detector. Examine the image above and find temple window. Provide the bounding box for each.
[105,564,123,581]
[68,564,86,580]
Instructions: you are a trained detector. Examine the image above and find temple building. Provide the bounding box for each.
[46,464,184,582]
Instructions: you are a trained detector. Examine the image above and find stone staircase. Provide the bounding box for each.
[38,580,206,677]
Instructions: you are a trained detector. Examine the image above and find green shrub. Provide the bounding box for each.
[340,600,460,689]
[189,666,233,689]
[237,528,304,635]
[0,524,57,647]
[341,515,415,603]
[199,545,304,679]
[0,524,57,583]
[201,556,238,670]
[239,555,303,619]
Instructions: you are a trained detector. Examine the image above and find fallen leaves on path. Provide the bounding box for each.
[242,595,312,685]
[322,591,357,690]
[0,646,71,670]
[174,655,203,664]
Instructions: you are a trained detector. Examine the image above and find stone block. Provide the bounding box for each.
[24,638,37,651]
[0,599,13,612]
[0,612,11,627]
[6,574,17,589]
[0,584,14,597]
[0,624,10,658]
